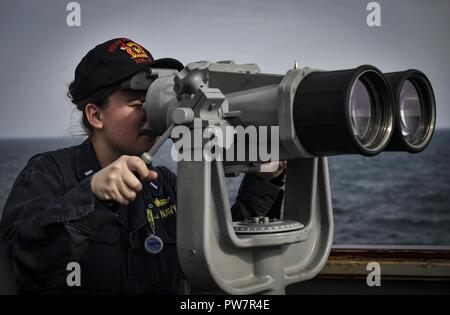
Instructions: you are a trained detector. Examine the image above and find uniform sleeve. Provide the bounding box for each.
[0,155,117,293]
[231,173,284,221]
[155,166,177,196]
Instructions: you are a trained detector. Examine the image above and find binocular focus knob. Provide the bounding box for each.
[172,108,195,125]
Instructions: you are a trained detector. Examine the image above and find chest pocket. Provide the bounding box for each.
[89,224,120,244]
[81,224,122,293]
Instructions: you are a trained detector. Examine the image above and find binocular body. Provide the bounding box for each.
[133,61,435,162]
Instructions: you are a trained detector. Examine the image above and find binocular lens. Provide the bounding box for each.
[399,80,422,144]
[293,65,394,156]
[384,70,435,152]
[349,79,376,148]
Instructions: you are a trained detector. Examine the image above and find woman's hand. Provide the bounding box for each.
[253,161,287,181]
[90,155,158,205]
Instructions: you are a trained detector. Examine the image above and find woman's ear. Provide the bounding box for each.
[85,103,104,130]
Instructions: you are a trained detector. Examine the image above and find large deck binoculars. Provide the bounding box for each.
[122,60,435,294]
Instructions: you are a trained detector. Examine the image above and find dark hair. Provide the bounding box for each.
[67,81,121,135]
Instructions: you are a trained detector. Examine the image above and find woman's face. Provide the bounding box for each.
[99,89,157,156]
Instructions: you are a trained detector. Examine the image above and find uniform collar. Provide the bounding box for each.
[75,138,102,181]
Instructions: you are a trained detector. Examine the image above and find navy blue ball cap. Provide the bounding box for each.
[71,38,183,103]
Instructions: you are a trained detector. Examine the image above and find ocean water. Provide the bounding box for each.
[0,130,449,245]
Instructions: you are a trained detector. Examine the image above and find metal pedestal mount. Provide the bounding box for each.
[177,156,333,295]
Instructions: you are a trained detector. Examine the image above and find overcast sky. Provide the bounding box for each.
[0,0,449,138]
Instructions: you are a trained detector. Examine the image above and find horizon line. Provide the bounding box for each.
[1,127,450,140]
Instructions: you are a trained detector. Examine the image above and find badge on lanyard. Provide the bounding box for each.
[144,234,164,254]
[144,207,164,254]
